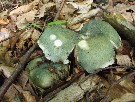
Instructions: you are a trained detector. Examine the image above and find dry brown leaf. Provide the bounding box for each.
[0,19,9,25]
[116,40,131,56]
[9,0,40,28]
[58,4,75,20]
[42,0,50,3]
[9,0,55,28]
[108,3,135,23]
[0,10,9,25]
[31,29,41,41]
[18,71,29,89]
[4,85,18,101]
[16,29,33,49]
[119,79,135,94]
[68,23,82,30]
[67,0,93,14]
[16,10,38,28]
[101,78,129,100]
[0,28,10,47]
[23,91,36,102]
[67,7,101,26]
[116,55,132,66]
[9,0,40,16]
[36,2,55,18]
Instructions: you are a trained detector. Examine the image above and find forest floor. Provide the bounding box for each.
[0,0,135,102]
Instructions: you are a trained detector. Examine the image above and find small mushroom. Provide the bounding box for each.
[29,64,59,89]
[27,58,69,89]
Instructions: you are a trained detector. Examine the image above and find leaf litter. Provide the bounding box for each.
[0,0,135,101]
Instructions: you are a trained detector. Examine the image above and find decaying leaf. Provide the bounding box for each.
[67,0,93,14]
[58,3,75,20]
[116,40,131,56]
[4,85,19,101]
[18,71,29,89]
[108,3,135,23]
[112,93,135,102]
[31,29,41,41]
[116,55,132,66]
[38,25,78,64]
[0,10,9,25]
[9,0,54,28]
[16,10,38,28]
[119,79,135,94]
[67,3,109,26]
[16,28,40,50]
[9,0,40,16]
[0,28,10,47]
[23,91,36,102]
[67,7,101,26]
[36,2,55,18]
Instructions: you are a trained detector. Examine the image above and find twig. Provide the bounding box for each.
[0,43,38,100]
[39,72,84,102]
[54,0,66,21]
[101,71,135,102]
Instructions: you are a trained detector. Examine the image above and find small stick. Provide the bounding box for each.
[0,43,38,100]
[54,0,66,21]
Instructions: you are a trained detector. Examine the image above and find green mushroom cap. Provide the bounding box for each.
[77,37,115,73]
[29,64,59,89]
[38,25,78,64]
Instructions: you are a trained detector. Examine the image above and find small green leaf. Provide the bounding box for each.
[48,21,67,26]
[19,23,30,30]
[31,23,42,30]
[19,23,42,30]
